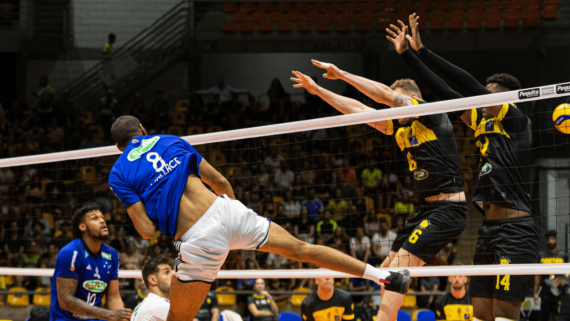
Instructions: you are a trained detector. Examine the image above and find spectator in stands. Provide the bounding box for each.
[417,276,440,309]
[79,127,102,149]
[104,224,126,252]
[149,90,169,122]
[301,160,315,185]
[291,173,307,201]
[24,176,43,205]
[3,220,24,266]
[132,233,150,256]
[274,161,295,191]
[257,163,270,190]
[337,158,357,186]
[326,226,349,255]
[47,118,65,150]
[335,172,355,200]
[350,227,371,263]
[28,121,45,144]
[32,75,54,98]
[363,210,380,236]
[194,77,247,104]
[371,218,396,264]
[30,221,51,244]
[120,241,145,270]
[39,242,59,286]
[353,294,376,321]
[27,207,51,238]
[17,240,43,289]
[98,89,118,125]
[327,189,347,222]
[400,176,414,199]
[348,277,372,293]
[434,273,472,321]
[337,204,363,238]
[127,93,147,123]
[67,171,93,204]
[390,215,405,234]
[394,192,415,219]
[244,95,271,127]
[35,90,55,127]
[53,221,73,249]
[102,33,116,60]
[274,203,293,233]
[303,188,324,221]
[283,189,301,218]
[265,148,283,173]
[248,279,279,321]
[293,206,315,244]
[352,187,371,214]
[268,279,291,307]
[268,78,286,110]
[316,209,337,243]
[361,161,382,197]
[195,291,220,321]
[260,192,277,219]
[0,166,14,194]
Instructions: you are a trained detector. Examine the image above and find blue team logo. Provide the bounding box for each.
[485,121,495,132]
[409,135,419,146]
[127,136,160,161]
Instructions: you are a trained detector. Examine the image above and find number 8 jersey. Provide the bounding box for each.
[50,239,119,321]
[109,135,203,238]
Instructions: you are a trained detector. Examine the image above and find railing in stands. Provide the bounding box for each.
[53,0,191,109]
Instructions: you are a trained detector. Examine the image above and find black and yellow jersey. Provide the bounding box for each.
[538,251,569,287]
[385,98,463,200]
[301,288,354,321]
[467,104,532,214]
[433,292,473,321]
[195,292,218,321]
[248,293,274,321]
[558,277,570,320]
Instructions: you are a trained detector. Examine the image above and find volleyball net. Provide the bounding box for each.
[0,82,570,286]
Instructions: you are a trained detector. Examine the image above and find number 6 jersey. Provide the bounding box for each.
[109,135,203,238]
[385,98,464,200]
[50,239,119,321]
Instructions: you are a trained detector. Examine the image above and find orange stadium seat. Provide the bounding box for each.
[336,20,351,32]
[216,286,236,306]
[416,10,428,30]
[429,10,446,30]
[504,10,520,29]
[454,0,469,11]
[401,291,417,308]
[526,0,540,10]
[348,1,363,13]
[355,20,371,32]
[239,2,255,13]
[233,11,248,23]
[330,1,345,13]
[523,9,539,28]
[313,2,326,13]
[467,9,484,29]
[359,10,375,23]
[239,22,255,33]
[295,2,310,13]
[376,11,392,30]
[43,213,54,229]
[436,0,451,11]
[508,0,523,11]
[485,10,502,29]
[340,11,356,23]
[449,10,466,30]
[306,11,320,22]
[383,0,397,12]
[323,11,338,23]
[542,4,559,19]
[397,9,411,24]
[316,20,331,32]
[33,287,50,306]
[222,21,237,32]
[363,1,380,13]
[279,2,292,13]
[223,2,238,14]
[287,11,303,23]
[297,21,313,32]
[251,11,267,23]
[419,0,433,12]
[489,0,504,11]
[258,2,273,13]
[472,0,486,11]
[278,20,293,32]
[402,0,415,13]
[292,288,310,306]
[258,21,274,33]
[8,287,29,307]
[270,11,284,23]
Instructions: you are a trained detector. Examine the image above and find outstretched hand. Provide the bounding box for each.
[407,13,423,52]
[311,60,344,80]
[291,71,319,95]
[386,21,409,54]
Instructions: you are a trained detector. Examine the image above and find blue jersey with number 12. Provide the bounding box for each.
[50,239,119,321]
[109,135,203,237]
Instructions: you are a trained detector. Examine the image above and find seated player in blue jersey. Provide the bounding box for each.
[50,205,132,321]
[108,116,410,321]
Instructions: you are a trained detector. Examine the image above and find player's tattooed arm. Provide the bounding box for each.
[57,277,132,321]
[394,94,414,107]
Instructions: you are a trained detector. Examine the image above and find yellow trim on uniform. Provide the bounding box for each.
[411,98,420,105]
[395,120,438,152]
[386,120,394,135]
[496,104,512,121]
[342,314,355,320]
[443,304,474,321]
[253,293,266,299]
[474,118,510,139]
[469,108,478,130]
[541,257,565,264]
[311,306,346,321]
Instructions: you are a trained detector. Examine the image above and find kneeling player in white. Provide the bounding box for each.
[132,258,172,321]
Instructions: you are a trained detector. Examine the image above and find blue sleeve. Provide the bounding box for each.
[54,247,81,280]
[111,249,120,280]
[108,168,141,208]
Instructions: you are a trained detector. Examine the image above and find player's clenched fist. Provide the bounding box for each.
[108,308,133,321]
[311,60,345,80]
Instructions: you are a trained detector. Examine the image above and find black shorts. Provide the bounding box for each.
[469,216,539,302]
[391,201,467,262]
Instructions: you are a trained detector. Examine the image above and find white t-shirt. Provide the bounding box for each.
[132,293,170,321]
[372,231,397,258]
[283,201,301,217]
[350,236,370,257]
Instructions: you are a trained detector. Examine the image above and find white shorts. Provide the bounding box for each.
[173,194,271,283]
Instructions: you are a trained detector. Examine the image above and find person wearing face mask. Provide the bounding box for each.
[301,276,354,321]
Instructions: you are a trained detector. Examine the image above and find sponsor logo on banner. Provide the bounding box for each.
[541,86,555,97]
[557,83,570,94]
[518,88,540,99]
[83,280,107,292]
[127,136,160,161]
[70,251,78,271]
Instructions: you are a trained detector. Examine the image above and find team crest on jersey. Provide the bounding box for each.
[413,169,429,180]
[70,251,78,271]
[409,135,419,146]
[335,316,339,321]
[479,163,492,178]
[83,280,107,292]
[102,252,112,260]
[485,121,495,132]
[127,136,160,161]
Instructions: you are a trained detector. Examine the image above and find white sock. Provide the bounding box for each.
[495,318,516,321]
[362,264,391,282]
[474,318,487,321]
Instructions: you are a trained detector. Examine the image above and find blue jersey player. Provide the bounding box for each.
[50,205,132,321]
[108,116,409,321]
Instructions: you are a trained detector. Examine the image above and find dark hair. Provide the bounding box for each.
[390,79,422,98]
[546,230,558,238]
[142,257,170,288]
[108,33,116,39]
[71,204,102,239]
[486,73,521,91]
[111,116,142,147]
